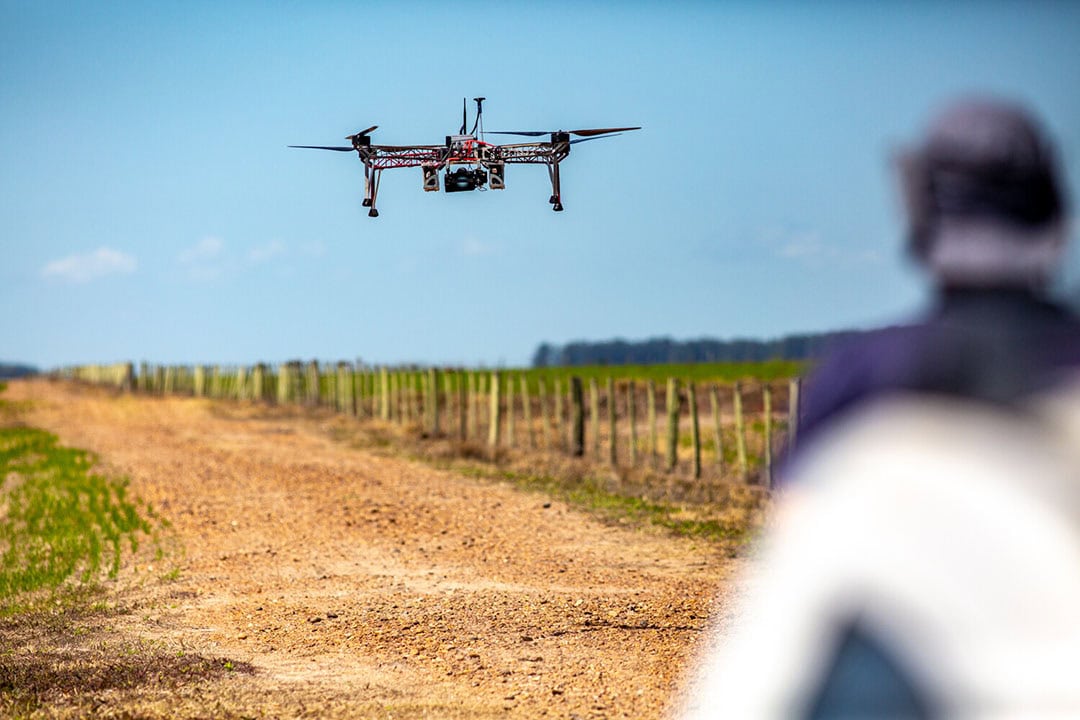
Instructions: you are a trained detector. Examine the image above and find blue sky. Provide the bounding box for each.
[3,1,1080,369]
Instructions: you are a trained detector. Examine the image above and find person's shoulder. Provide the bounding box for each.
[811,324,926,374]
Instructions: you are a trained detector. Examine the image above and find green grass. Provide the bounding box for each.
[518,359,804,386]
[434,458,762,548]
[322,360,805,402]
[0,426,159,612]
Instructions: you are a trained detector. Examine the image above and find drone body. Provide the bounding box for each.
[290,98,639,217]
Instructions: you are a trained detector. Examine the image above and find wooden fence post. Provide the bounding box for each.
[411,372,421,424]
[401,372,411,424]
[665,378,680,471]
[539,378,551,450]
[647,379,658,467]
[553,378,564,450]
[488,371,501,449]
[607,376,617,466]
[521,376,533,449]
[379,368,390,420]
[466,372,477,440]
[733,381,748,479]
[401,371,410,423]
[397,371,406,423]
[589,378,600,459]
[627,380,637,466]
[349,364,359,416]
[458,371,468,441]
[710,384,724,472]
[351,367,362,417]
[480,372,489,428]
[763,383,773,489]
[570,377,585,457]
[506,373,516,447]
[335,362,346,413]
[689,382,701,479]
[277,363,289,405]
[428,368,440,435]
[442,370,453,431]
[236,365,247,400]
[306,361,319,407]
[370,371,378,417]
[252,364,264,402]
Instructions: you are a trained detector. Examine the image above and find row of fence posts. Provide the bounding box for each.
[57,361,801,489]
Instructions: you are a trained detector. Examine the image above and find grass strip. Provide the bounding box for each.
[453,462,757,546]
[0,426,158,611]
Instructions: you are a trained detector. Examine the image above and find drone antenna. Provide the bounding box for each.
[471,97,485,137]
[460,98,467,135]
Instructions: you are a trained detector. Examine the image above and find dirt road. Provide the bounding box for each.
[4,379,738,718]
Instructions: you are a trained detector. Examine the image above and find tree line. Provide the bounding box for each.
[531,331,859,368]
[0,363,38,379]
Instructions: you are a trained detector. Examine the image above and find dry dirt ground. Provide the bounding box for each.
[2,379,741,719]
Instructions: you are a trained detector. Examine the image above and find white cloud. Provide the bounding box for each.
[179,236,225,280]
[461,237,494,256]
[777,231,824,260]
[41,247,137,283]
[248,240,287,263]
[179,236,223,263]
[757,226,883,267]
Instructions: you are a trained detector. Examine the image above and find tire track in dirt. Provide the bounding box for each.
[8,379,738,718]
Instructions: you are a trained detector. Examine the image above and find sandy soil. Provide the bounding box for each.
[3,379,740,719]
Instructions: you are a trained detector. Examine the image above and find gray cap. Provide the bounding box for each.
[898,98,1067,287]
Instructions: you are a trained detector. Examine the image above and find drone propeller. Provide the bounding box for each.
[487,126,640,138]
[569,133,624,145]
[345,125,378,140]
[288,145,356,151]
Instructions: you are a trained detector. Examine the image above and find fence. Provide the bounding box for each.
[57,361,801,489]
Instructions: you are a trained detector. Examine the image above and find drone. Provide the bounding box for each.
[290,97,640,217]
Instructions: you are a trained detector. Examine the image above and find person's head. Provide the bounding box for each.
[898,97,1069,289]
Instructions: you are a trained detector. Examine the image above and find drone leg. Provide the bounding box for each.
[551,161,563,212]
[368,169,381,218]
[362,163,373,207]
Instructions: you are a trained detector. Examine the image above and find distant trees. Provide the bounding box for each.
[0,363,38,379]
[531,332,860,367]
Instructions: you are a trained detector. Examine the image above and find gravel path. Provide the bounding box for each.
[7,379,739,719]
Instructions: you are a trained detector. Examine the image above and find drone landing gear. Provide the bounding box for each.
[547,162,564,212]
[364,166,382,218]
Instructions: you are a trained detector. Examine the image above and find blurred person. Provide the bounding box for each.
[679,98,1080,718]
[679,396,1080,718]
[791,97,1080,463]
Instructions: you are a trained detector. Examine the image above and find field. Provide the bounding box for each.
[0,375,764,718]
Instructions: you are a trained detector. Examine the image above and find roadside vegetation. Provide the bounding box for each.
[0,382,161,614]
[0,382,253,720]
[0,426,159,613]
[312,410,771,556]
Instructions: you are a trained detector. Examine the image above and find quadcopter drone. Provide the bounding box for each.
[290,97,639,217]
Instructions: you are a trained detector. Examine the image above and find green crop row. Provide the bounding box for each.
[0,426,159,611]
